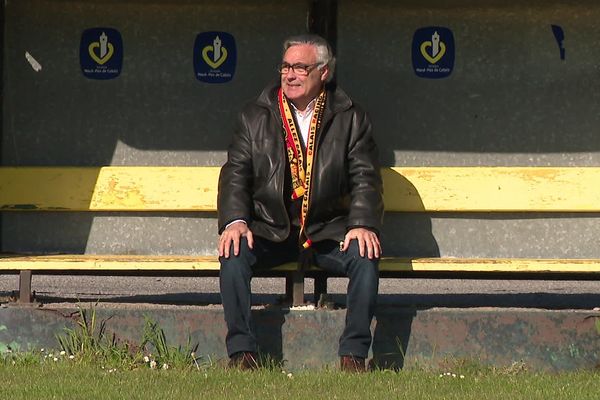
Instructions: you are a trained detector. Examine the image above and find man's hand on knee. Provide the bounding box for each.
[342,227,381,259]
[219,221,254,258]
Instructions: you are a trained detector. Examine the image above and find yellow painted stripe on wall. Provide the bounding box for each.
[385,167,600,212]
[0,167,100,210]
[90,167,221,211]
[0,167,221,211]
[2,166,600,212]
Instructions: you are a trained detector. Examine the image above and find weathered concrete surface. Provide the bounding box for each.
[5,0,600,260]
[0,304,597,371]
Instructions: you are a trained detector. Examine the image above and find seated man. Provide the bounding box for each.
[217,34,383,372]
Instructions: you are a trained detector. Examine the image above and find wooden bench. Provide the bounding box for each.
[2,166,600,304]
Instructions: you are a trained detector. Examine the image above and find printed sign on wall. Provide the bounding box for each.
[412,26,455,79]
[194,31,236,83]
[80,27,123,80]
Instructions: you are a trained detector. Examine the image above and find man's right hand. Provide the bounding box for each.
[218,221,254,258]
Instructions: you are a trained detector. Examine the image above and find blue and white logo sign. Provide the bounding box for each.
[412,26,455,79]
[80,27,123,80]
[194,31,236,83]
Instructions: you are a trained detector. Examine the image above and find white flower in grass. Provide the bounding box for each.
[69,355,75,360]
[440,371,462,378]
[287,373,293,379]
[143,356,150,363]
[162,363,169,370]
[53,357,58,362]
[150,360,157,369]
[59,351,66,356]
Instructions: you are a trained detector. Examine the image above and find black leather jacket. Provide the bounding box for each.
[217,81,383,243]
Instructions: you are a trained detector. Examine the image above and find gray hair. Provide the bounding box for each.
[283,34,336,82]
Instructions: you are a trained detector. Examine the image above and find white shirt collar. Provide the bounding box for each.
[289,97,317,145]
[290,97,317,117]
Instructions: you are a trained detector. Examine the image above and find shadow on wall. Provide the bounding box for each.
[380,170,440,258]
[371,307,417,370]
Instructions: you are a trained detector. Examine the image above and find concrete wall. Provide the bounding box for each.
[337,0,600,258]
[2,0,306,255]
[3,0,600,258]
[2,306,598,371]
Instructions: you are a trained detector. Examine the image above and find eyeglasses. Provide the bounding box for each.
[277,62,322,76]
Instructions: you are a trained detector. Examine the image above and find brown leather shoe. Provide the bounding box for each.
[340,355,366,372]
[228,352,259,370]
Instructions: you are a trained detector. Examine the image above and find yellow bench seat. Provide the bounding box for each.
[2,254,600,273]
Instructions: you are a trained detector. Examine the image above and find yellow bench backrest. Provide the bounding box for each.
[1,166,600,212]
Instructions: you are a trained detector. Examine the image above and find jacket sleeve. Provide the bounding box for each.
[217,110,254,234]
[346,107,384,234]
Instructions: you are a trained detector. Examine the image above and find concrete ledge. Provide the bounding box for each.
[0,304,598,371]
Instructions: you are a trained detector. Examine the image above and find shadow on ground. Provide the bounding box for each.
[7,291,599,310]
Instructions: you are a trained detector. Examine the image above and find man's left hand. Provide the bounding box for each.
[341,228,381,259]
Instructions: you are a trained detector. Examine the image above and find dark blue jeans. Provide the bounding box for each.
[219,234,379,359]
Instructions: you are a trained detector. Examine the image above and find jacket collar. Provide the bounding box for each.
[255,78,353,117]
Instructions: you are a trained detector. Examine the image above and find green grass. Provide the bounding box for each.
[0,361,598,400]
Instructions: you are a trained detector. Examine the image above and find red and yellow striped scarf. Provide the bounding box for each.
[277,88,327,248]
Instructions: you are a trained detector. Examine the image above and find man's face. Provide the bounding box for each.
[280,44,329,110]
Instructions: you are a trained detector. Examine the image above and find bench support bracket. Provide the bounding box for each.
[19,270,33,303]
[285,271,305,306]
[314,274,328,304]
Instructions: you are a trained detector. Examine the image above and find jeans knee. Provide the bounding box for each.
[346,256,378,307]
[219,238,255,281]
[346,241,379,272]
[354,258,379,283]
[345,251,379,292]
